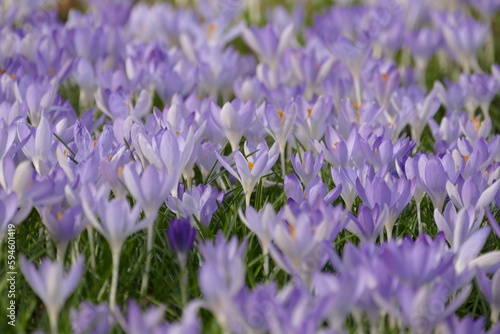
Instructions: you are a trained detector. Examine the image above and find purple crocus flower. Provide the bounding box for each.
[259,102,297,176]
[238,204,278,275]
[437,11,489,73]
[117,300,166,334]
[218,99,256,152]
[476,269,500,322]
[199,233,247,333]
[346,204,388,243]
[356,175,414,239]
[415,155,450,212]
[81,183,153,311]
[70,302,114,334]
[446,177,500,214]
[122,163,175,218]
[167,218,196,257]
[216,140,279,206]
[166,183,224,227]
[21,255,85,334]
[290,151,324,187]
[39,204,86,259]
[434,202,486,251]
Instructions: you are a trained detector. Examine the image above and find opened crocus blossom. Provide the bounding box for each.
[5,0,500,332]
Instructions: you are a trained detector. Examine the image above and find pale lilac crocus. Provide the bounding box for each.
[216,141,279,206]
[81,183,153,312]
[219,99,255,151]
[259,102,297,177]
[21,255,84,334]
[70,302,114,334]
[290,151,324,187]
[122,162,176,293]
[238,203,279,275]
[39,204,85,260]
[477,269,500,322]
[434,203,485,251]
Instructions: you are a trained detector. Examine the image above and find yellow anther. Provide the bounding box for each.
[175,131,180,135]
[464,155,469,163]
[118,167,123,178]
[57,212,63,221]
[382,73,388,82]
[277,109,285,127]
[207,23,216,39]
[247,162,254,172]
[289,225,296,242]
[356,111,361,124]
[109,155,113,161]
[307,108,313,119]
[93,141,97,147]
[49,67,55,76]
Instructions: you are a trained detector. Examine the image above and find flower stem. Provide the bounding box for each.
[110,245,122,313]
[416,201,423,234]
[141,222,155,294]
[87,226,96,271]
[48,309,58,334]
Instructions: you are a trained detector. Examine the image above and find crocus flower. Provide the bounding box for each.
[70,302,114,334]
[39,204,86,260]
[81,183,153,312]
[346,204,388,243]
[199,233,247,332]
[122,163,175,218]
[117,300,166,334]
[218,99,255,151]
[167,217,196,266]
[356,175,414,239]
[476,269,500,322]
[238,204,278,274]
[446,178,500,214]
[290,151,324,187]
[21,255,85,334]
[434,203,485,251]
[166,183,224,227]
[216,141,279,206]
[438,11,489,73]
[259,102,297,176]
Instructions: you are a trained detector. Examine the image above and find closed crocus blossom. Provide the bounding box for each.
[416,155,450,212]
[346,204,388,243]
[21,255,85,334]
[70,302,114,334]
[219,99,255,151]
[18,116,55,175]
[81,183,153,312]
[167,218,196,264]
[356,175,414,239]
[199,233,247,333]
[438,11,489,73]
[39,204,86,260]
[216,141,279,206]
[122,162,176,293]
[476,269,500,322]
[259,102,297,177]
[239,203,279,275]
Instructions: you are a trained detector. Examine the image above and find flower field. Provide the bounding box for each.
[2,0,500,333]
